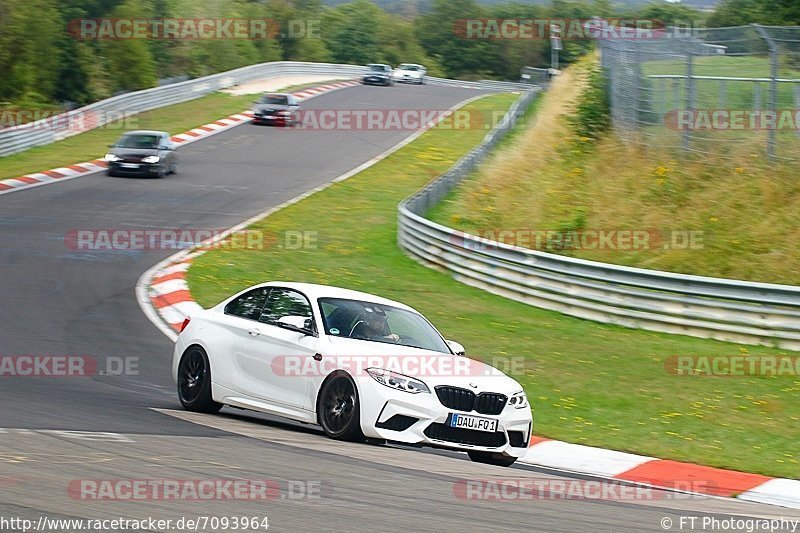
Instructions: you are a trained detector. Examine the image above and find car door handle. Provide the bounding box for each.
[247,328,262,336]
[313,353,323,361]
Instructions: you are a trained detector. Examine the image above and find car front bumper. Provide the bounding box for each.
[358,378,532,457]
[252,114,292,125]
[362,76,391,85]
[108,161,165,175]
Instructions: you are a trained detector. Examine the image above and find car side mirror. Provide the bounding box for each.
[446,340,466,356]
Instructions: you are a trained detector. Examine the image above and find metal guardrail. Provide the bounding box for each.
[397,89,800,351]
[0,61,531,157]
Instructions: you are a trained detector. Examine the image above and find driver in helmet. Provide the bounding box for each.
[350,306,400,343]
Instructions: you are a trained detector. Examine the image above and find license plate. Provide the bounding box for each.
[449,413,498,432]
[120,163,139,169]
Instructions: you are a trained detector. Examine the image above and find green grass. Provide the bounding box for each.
[0,80,349,181]
[186,93,800,479]
[642,56,800,112]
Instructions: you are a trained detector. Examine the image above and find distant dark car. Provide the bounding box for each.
[105,131,177,178]
[252,93,300,126]
[362,64,394,86]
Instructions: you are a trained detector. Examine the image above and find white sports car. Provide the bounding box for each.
[393,63,427,84]
[173,282,532,466]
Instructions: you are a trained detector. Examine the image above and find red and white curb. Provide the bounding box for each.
[0,81,360,197]
[520,437,800,509]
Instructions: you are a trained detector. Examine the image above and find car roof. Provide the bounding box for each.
[120,130,168,136]
[248,282,418,312]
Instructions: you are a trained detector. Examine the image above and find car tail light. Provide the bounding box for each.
[179,318,191,332]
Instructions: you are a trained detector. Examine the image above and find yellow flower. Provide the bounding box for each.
[709,216,718,222]
[734,167,744,173]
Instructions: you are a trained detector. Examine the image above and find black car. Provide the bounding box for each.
[252,93,300,126]
[105,130,177,178]
[362,64,394,86]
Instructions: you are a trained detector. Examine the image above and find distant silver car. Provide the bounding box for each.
[393,63,427,85]
[104,130,177,178]
[252,93,300,126]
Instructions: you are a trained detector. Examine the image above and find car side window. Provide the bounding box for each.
[259,288,313,327]
[224,287,270,320]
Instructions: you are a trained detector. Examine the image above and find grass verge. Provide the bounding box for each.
[186,92,800,479]
[0,80,348,181]
[429,56,800,286]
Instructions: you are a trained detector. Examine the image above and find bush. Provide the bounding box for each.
[568,67,610,139]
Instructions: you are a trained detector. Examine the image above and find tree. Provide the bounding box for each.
[102,0,158,92]
[320,0,383,65]
[415,0,494,78]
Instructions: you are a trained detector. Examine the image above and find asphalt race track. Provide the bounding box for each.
[1,84,798,532]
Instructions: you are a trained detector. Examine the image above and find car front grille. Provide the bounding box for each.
[474,393,507,415]
[424,423,507,448]
[435,386,507,415]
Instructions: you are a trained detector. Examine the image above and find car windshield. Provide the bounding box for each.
[399,64,419,71]
[318,297,451,353]
[116,134,160,149]
[369,65,388,72]
[259,95,289,105]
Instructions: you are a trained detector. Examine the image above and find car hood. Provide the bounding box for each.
[396,69,420,76]
[255,103,292,113]
[110,147,159,157]
[323,336,523,394]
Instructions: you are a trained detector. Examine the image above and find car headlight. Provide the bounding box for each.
[509,390,529,409]
[142,156,160,164]
[104,153,120,162]
[366,368,430,394]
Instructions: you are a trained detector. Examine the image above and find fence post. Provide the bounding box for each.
[795,85,800,138]
[754,24,778,160]
[683,53,695,152]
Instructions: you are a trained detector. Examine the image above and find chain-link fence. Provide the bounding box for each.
[600,25,800,161]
